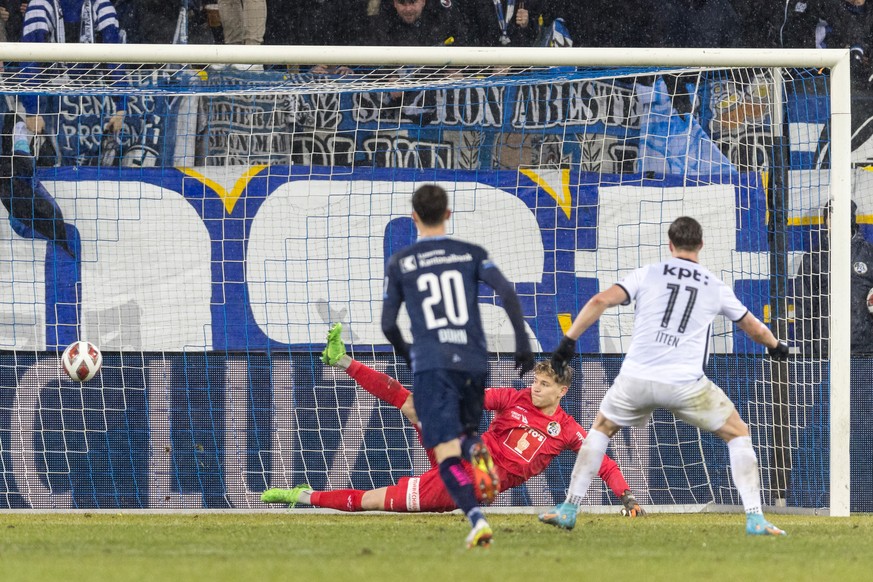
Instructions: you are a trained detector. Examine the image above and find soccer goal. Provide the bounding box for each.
[0,43,853,516]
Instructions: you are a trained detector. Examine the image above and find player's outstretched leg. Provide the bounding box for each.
[538,502,578,530]
[724,433,787,536]
[468,442,500,505]
[465,518,493,549]
[261,484,313,508]
[321,322,351,368]
[745,514,787,536]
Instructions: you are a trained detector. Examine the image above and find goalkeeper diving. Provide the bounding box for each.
[261,323,645,518]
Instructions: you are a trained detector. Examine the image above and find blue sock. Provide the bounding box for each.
[438,457,483,525]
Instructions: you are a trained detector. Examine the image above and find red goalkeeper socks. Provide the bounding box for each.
[309,489,365,512]
[347,360,410,409]
[346,361,438,467]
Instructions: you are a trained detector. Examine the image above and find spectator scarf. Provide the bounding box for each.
[492,0,516,45]
[53,0,96,43]
[537,17,572,48]
[78,0,93,43]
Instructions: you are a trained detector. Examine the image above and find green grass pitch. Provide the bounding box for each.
[2,512,872,581]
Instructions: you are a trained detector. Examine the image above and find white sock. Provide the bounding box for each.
[566,429,611,506]
[727,436,763,515]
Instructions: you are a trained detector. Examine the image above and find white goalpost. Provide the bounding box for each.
[0,43,852,516]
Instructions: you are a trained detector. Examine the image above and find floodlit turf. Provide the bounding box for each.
[1,512,872,581]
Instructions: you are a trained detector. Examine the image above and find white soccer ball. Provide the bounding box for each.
[61,341,103,382]
[868,288,873,314]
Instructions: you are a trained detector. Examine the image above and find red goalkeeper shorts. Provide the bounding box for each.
[383,466,456,512]
[382,461,500,512]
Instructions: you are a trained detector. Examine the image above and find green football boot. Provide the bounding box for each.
[260,484,313,508]
[321,323,348,367]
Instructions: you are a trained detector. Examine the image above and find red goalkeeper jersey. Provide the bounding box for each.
[481,387,630,498]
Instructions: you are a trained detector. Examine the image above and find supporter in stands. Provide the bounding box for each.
[795,199,873,356]
[116,0,178,44]
[0,0,25,73]
[115,0,215,45]
[779,0,873,83]
[372,0,470,46]
[217,0,266,46]
[780,0,872,49]
[0,0,27,43]
[462,0,552,47]
[19,0,126,163]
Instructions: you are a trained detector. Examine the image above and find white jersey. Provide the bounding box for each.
[616,257,748,385]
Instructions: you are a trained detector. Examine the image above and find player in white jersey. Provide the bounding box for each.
[538,216,791,536]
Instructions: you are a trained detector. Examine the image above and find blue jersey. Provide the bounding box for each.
[382,236,525,374]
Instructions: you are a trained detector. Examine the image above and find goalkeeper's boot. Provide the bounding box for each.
[465,518,493,549]
[260,484,312,509]
[321,323,349,367]
[745,513,787,536]
[469,443,500,505]
[538,502,578,530]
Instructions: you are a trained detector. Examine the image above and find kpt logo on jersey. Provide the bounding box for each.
[400,255,418,273]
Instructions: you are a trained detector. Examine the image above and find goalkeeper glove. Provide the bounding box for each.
[515,347,535,377]
[768,340,790,360]
[620,490,646,517]
[550,335,576,375]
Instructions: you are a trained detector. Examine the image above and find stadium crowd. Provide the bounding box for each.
[1,1,870,88]
[0,1,868,86]
[0,1,868,53]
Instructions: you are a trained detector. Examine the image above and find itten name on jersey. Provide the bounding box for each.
[654,330,680,347]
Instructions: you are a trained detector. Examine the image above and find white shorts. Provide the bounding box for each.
[599,374,736,432]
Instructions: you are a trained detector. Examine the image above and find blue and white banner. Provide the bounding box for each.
[0,165,800,355]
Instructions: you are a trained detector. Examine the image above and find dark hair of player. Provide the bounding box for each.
[534,360,573,387]
[668,216,703,251]
[412,184,449,226]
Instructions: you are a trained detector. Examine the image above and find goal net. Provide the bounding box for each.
[0,45,854,515]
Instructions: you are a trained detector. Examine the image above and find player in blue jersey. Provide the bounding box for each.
[382,184,535,549]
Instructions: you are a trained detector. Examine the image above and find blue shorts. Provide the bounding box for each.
[412,369,488,450]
